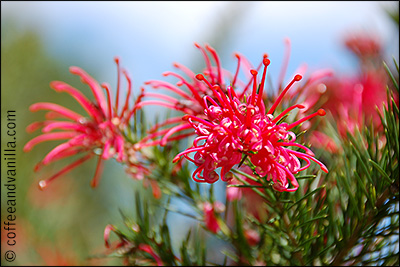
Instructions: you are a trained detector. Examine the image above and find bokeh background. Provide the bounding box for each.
[1,1,398,265]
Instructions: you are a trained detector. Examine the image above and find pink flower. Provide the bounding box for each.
[173,57,328,191]
[322,70,389,137]
[24,58,146,189]
[203,201,224,234]
[244,228,260,246]
[137,244,164,266]
[226,181,242,202]
[135,43,264,149]
[344,32,382,61]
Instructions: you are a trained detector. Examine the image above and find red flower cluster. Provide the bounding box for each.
[315,32,395,139]
[173,56,328,191]
[323,70,388,137]
[344,32,382,61]
[24,58,147,189]
[25,42,330,193]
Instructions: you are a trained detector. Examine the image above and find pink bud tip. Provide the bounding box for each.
[172,156,181,163]
[318,109,326,116]
[195,74,205,80]
[49,81,61,89]
[320,165,329,173]
[38,180,47,190]
[104,225,115,249]
[29,104,38,112]
[34,163,41,172]
[263,58,271,66]
[250,70,258,76]
[90,179,98,188]
[69,66,80,74]
[23,145,31,153]
[294,75,302,81]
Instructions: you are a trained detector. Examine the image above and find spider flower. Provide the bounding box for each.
[173,57,328,192]
[344,32,382,62]
[322,70,389,137]
[135,43,263,149]
[24,58,145,189]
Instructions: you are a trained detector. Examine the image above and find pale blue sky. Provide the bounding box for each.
[2,1,398,87]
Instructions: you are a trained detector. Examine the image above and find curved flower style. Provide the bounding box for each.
[24,58,146,189]
[135,43,264,149]
[173,57,328,192]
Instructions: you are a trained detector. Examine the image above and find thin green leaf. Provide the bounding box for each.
[393,57,399,73]
[286,186,325,210]
[353,170,375,210]
[227,184,266,188]
[369,159,394,184]
[349,143,373,185]
[297,234,320,247]
[295,215,328,229]
[231,168,260,184]
[383,61,399,91]
[296,174,317,180]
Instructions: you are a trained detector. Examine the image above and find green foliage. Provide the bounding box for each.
[102,194,209,266]
[106,61,399,266]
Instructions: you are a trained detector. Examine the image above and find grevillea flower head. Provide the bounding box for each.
[135,43,262,149]
[173,56,328,192]
[24,58,146,189]
[321,70,390,137]
[344,32,382,61]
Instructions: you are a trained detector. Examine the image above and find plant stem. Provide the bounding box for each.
[282,212,305,265]
[330,187,390,265]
